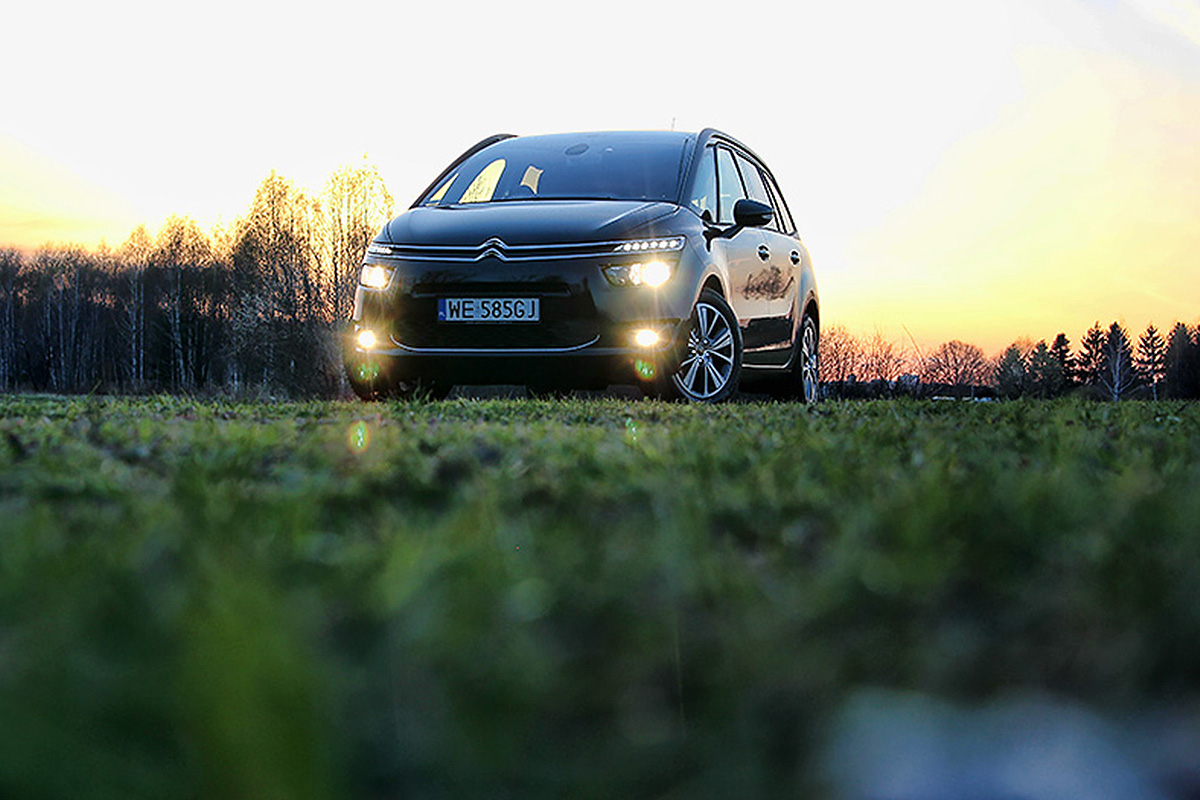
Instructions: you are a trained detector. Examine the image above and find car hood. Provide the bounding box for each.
[382,200,681,247]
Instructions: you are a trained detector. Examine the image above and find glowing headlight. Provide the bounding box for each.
[360,264,392,289]
[356,329,378,350]
[602,259,676,288]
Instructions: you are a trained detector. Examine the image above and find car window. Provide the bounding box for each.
[421,133,687,205]
[734,153,779,232]
[716,147,745,225]
[460,159,506,204]
[761,169,796,235]
[688,147,718,221]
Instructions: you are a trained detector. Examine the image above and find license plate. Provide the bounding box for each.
[437,297,540,323]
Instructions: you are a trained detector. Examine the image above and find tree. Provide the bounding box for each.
[1077,322,1105,388]
[922,340,989,396]
[818,324,863,384]
[1164,322,1199,399]
[322,158,394,325]
[0,248,21,391]
[860,330,907,382]
[117,226,152,389]
[1027,340,1065,398]
[1099,321,1137,401]
[1135,323,1166,400]
[1049,333,1074,387]
[993,343,1027,398]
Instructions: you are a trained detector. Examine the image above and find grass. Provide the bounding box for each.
[1,395,1198,799]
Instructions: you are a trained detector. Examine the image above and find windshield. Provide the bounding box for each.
[421,133,689,206]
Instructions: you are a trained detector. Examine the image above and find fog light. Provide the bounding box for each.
[357,329,378,350]
[634,328,660,347]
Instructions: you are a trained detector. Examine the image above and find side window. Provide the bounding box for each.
[734,154,779,232]
[762,170,796,235]
[715,147,745,225]
[688,147,718,220]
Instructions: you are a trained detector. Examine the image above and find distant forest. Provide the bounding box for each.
[1,163,1198,400]
[819,321,1200,401]
[0,161,392,398]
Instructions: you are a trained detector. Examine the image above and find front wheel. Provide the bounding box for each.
[662,288,742,403]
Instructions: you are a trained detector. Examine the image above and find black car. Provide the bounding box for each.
[346,129,819,402]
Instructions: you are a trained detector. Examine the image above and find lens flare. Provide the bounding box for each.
[634,359,656,380]
[357,329,378,350]
[348,420,370,454]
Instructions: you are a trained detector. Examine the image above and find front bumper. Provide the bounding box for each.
[345,325,685,390]
[345,240,701,389]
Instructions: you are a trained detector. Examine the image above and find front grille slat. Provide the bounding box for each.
[377,237,621,263]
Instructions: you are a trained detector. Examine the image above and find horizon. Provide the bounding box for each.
[3,0,1198,355]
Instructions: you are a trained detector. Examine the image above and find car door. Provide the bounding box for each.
[733,152,795,358]
[712,146,774,353]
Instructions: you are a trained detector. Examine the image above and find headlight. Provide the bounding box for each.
[360,264,392,289]
[602,259,675,288]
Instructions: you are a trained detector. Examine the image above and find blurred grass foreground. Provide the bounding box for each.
[1,395,1199,799]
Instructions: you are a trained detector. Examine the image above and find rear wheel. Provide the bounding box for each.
[769,313,819,403]
[798,314,819,404]
[663,288,742,403]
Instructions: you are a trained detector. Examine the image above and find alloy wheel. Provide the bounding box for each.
[800,317,819,404]
[672,300,737,401]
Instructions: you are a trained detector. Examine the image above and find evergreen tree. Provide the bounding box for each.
[1165,322,1199,399]
[993,344,1027,398]
[1027,340,1065,398]
[1077,322,1105,388]
[1099,321,1136,401]
[1135,323,1166,400]
[1050,333,1074,387]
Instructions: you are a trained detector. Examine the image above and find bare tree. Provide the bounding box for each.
[818,324,863,383]
[118,226,152,388]
[860,330,907,382]
[0,248,21,391]
[922,340,989,395]
[322,158,394,324]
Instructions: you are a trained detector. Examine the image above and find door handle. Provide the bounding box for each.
[790,250,801,266]
[757,244,770,261]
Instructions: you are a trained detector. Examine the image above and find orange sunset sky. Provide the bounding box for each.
[2,0,1198,354]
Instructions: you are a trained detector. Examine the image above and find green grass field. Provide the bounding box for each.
[2,395,1198,799]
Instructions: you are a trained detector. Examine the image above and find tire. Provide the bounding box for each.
[662,288,742,403]
[764,312,819,403]
[797,314,819,404]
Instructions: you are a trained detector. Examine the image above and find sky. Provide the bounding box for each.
[2,0,1198,353]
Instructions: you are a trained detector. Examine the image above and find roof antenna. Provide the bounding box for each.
[670,117,676,131]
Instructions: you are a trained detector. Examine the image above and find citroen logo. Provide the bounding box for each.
[478,237,507,261]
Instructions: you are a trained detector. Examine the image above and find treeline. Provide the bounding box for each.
[820,320,1200,400]
[0,161,392,397]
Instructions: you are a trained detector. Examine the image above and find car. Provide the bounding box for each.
[345,129,819,402]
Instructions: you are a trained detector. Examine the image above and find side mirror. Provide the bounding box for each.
[733,198,774,228]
